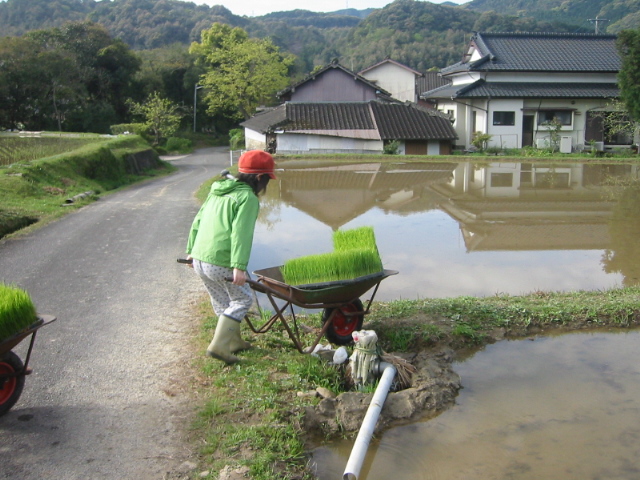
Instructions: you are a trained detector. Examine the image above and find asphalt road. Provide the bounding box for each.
[0,147,230,479]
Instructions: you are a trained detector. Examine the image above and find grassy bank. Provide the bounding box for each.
[0,134,174,238]
[189,286,640,479]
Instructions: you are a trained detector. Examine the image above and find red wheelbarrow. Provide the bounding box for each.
[0,315,56,416]
[245,267,398,353]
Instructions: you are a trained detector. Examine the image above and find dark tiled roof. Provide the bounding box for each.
[422,80,619,100]
[457,80,619,98]
[277,61,391,98]
[286,103,375,130]
[416,72,451,95]
[241,101,458,141]
[370,102,457,140]
[240,105,287,134]
[443,32,620,73]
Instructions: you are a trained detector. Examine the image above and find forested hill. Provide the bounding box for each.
[0,0,638,72]
[462,0,640,33]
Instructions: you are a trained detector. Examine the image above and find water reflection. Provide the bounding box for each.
[249,160,640,299]
[311,329,640,480]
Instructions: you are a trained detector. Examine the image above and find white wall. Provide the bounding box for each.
[244,128,266,150]
[487,99,524,149]
[360,63,417,102]
[277,133,383,154]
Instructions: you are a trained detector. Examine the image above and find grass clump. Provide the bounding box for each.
[0,283,38,341]
[282,226,383,286]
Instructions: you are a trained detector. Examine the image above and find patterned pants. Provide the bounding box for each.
[193,259,253,322]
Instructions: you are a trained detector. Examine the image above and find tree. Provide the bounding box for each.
[190,23,295,120]
[617,29,640,122]
[127,92,183,145]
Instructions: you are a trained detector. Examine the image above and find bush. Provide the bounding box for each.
[471,132,492,150]
[229,129,244,150]
[110,123,148,136]
[383,140,400,155]
[165,137,192,154]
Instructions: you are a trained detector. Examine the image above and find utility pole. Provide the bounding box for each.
[193,84,203,133]
[588,16,609,35]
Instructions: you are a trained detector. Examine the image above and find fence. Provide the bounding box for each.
[229,149,245,166]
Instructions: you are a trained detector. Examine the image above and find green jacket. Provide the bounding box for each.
[186,179,259,270]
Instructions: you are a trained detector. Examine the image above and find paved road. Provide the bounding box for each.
[0,147,230,479]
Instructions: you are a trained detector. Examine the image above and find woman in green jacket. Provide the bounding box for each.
[186,150,275,364]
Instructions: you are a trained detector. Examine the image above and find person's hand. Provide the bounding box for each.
[186,255,194,268]
[233,268,247,286]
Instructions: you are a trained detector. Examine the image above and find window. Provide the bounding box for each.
[537,110,572,126]
[493,111,515,126]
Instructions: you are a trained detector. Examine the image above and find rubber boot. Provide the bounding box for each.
[229,330,252,354]
[206,315,241,365]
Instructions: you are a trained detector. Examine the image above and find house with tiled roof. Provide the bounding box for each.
[241,100,457,155]
[277,60,393,103]
[421,32,625,152]
[358,58,424,103]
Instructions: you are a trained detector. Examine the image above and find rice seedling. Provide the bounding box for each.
[282,226,383,286]
[0,283,38,342]
[333,226,378,253]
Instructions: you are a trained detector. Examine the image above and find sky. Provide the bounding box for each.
[184,0,468,18]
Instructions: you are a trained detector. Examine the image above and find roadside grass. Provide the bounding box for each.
[0,134,175,238]
[190,285,640,478]
[0,133,110,166]
[191,307,343,479]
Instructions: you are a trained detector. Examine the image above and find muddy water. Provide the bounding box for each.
[311,330,640,480]
[249,160,640,300]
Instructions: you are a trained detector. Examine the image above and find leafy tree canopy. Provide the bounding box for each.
[190,23,295,120]
[617,29,640,122]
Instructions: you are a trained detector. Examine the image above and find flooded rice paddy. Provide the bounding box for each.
[246,159,640,479]
[311,329,640,480]
[250,159,640,300]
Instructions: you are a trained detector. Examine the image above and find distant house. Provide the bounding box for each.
[241,100,457,155]
[421,32,625,152]
[358,58,423,103]
[277,60,393,103]
[358,58,451,107]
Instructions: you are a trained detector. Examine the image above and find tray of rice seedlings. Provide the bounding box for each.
[281,248,383,287]
[253,226,396,306]
[0,283,39,347]
[333,226,379,256]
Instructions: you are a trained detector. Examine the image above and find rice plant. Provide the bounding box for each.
[0,283,38,341]
[282,226,383,286]
[333,226,378,253]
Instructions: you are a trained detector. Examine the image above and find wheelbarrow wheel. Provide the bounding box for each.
[322,299,364,345]
[0,351,25,417]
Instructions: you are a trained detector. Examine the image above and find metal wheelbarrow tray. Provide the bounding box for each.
[0,314,56,416]
[245,267,398,353]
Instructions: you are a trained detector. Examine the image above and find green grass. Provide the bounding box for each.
[0,134,174,238]
[0,134,109,166]
[0,283,37,341]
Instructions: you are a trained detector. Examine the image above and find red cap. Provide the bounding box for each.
[238,150,276,179]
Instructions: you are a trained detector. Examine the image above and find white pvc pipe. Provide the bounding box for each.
[343,362,397,480]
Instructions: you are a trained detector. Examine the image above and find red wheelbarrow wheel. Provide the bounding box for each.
[322,299,364,345]
[0,351,25,416]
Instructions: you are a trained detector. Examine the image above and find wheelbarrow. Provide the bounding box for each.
[0,315,56,416]
[244,267,398,353]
